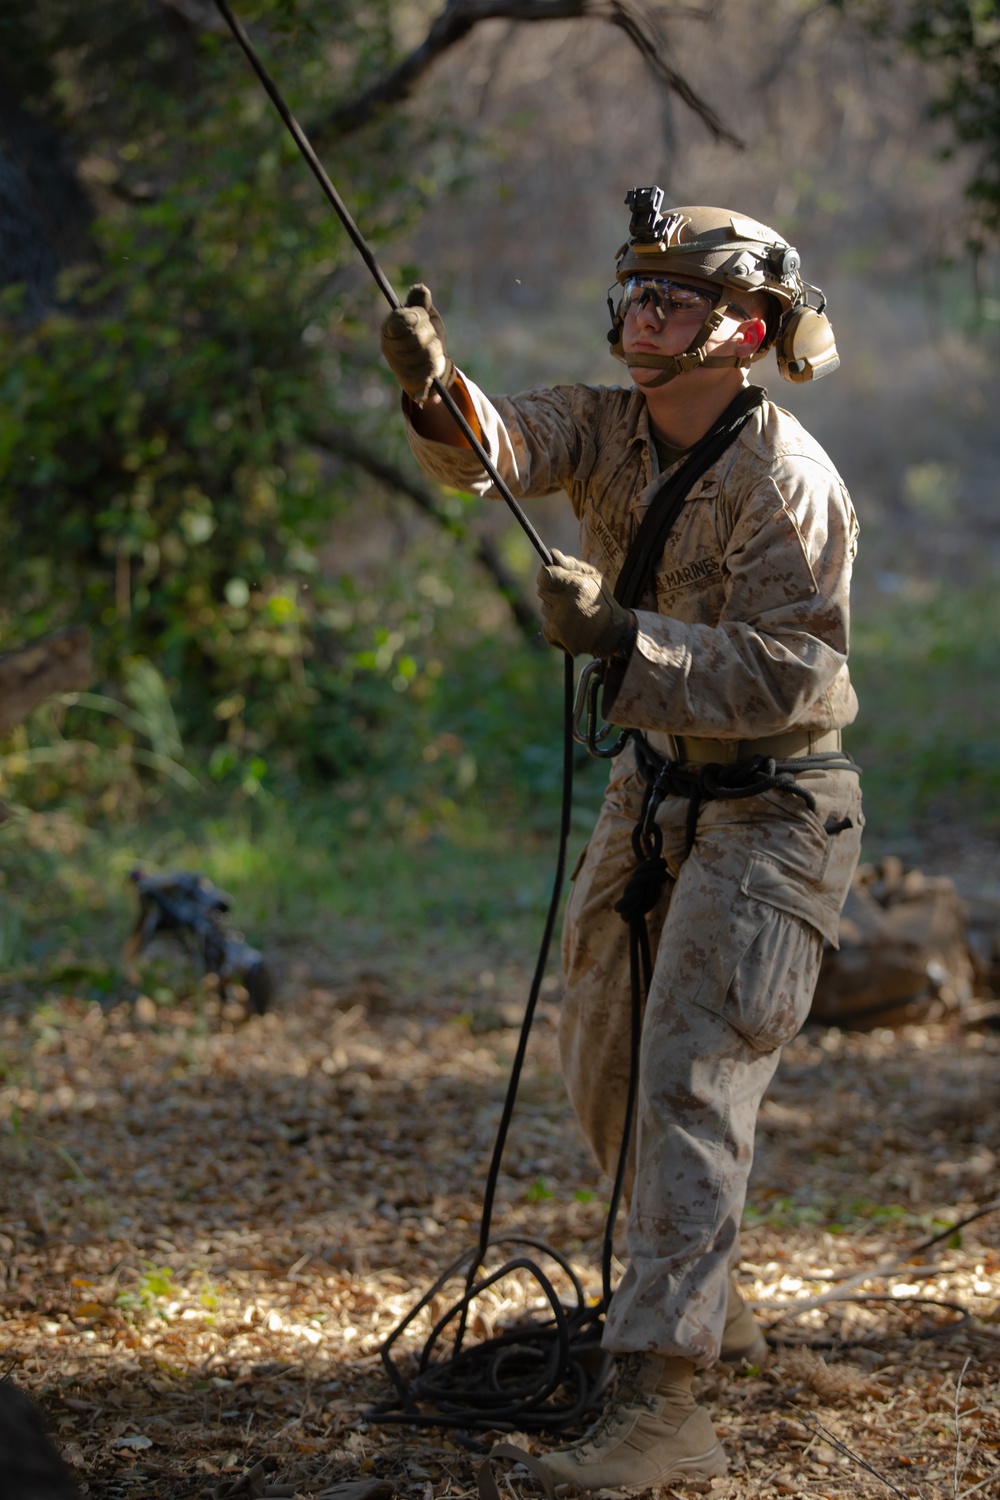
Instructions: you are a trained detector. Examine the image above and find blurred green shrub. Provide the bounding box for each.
[0,0,485,783]
[849,581,1000,833]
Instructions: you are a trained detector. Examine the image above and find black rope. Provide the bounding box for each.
[212,0,553,568]
[370,715,992,1431]
[213,0,629,1432]
[371,732,867,1433]
[611,736,864,1136]
[372,655,624,1435]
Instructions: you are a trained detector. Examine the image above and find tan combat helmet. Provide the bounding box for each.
[607,188,839,387]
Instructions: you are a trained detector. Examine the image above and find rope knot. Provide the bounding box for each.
[614,853,669,923]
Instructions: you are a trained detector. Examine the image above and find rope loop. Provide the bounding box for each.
[697,755,818,815]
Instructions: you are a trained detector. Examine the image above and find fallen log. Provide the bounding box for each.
[811,856,976,1028]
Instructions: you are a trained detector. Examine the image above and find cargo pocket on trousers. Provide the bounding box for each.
[693,882,823,1052]
[741,847,841,946]
[720,903,821,1050]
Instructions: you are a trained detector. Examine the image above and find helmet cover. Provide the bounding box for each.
[609,188,839,383]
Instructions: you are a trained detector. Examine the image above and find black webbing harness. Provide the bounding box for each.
[612,385,765,613]
[587,384,863,1104]
[617,735,858,1007]
[576,384,767,757]
[605,381,859,1043]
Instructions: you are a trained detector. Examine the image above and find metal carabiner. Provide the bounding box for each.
[571,659,603,745]
[572,659,631,760]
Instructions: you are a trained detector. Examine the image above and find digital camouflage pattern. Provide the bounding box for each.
[405,374,859,743]
[560,748,862,1361]
[403,372,863,1364]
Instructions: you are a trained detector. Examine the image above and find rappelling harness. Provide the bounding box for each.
[570,383,860,1186]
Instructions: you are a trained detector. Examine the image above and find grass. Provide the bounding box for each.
[848,580,1000,839]
[1,580,997,1013]
[0,766,593,1010]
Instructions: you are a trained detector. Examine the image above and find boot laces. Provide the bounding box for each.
[564,1355,658,1453]
[614,1353,660,1407]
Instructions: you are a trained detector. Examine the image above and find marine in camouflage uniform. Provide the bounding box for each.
[380,195,863,1490]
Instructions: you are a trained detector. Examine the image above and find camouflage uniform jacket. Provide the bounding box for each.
[404,374,859,758]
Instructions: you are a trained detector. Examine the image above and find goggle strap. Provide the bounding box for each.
[627,299,730,387]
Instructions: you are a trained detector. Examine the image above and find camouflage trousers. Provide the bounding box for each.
[559,739,863,1366]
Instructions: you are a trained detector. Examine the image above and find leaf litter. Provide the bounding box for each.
[0,959,998,1499]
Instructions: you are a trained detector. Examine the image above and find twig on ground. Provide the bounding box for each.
[795,1413,913,1500]
[958,1475,1000,1500]
[955,1355,972,1500]
[758,1197,1000,1324]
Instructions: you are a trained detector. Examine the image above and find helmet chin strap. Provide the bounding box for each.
[609,297,754,389]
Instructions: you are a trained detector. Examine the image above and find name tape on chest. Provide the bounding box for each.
[657,553,723,597]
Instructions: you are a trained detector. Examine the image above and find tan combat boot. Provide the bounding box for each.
[540,1353,727,1491]
[720,1271,769,1367]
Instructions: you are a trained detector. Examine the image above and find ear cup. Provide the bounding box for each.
[776,305,840,383]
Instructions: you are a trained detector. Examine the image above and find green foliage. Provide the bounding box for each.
[847,582,1000,835]
[902,0,1000,238]
[116,1261,178,1318]
[0,657,199,819]
[0,0,475,776]
[0,619,577,1000]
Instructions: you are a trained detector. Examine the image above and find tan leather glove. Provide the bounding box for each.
[536,550,632,658]
[379,283,454,402]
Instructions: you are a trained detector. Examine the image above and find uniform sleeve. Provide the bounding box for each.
[608,462,858,737]
[403,371,602,502]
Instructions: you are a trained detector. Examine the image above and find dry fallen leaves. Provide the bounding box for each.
[1,957,998,1499]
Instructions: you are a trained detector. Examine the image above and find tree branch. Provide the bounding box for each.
[0,626,93,738]
[606,1,743,146]
[309,424,542,641]
[312,0,743,149]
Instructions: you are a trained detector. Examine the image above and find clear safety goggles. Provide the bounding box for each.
[617,275,719,319]
[616,276,754,325]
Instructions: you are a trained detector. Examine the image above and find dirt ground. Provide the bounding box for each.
[1,939,998,1499]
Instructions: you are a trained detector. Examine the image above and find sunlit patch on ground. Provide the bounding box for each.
[1,975,998,1496]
